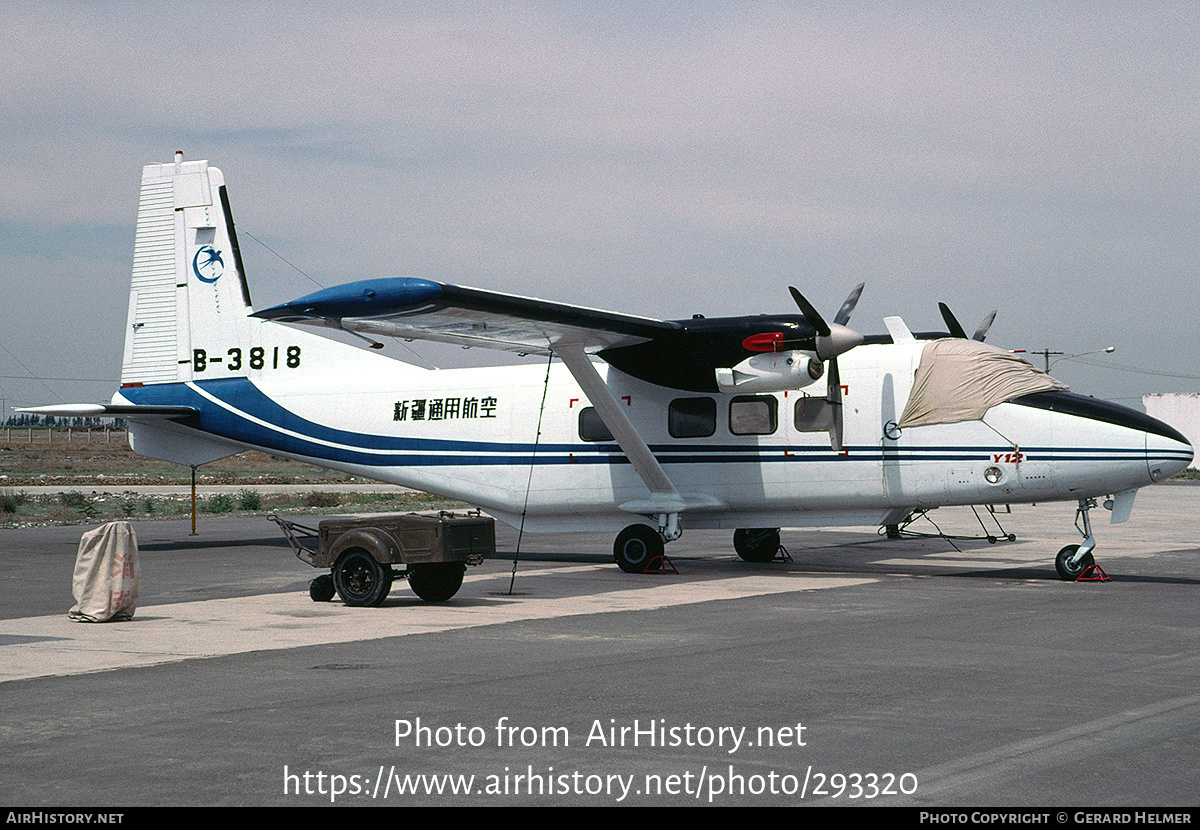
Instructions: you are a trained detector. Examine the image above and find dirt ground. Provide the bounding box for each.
[0,429,353,486]
[0,430,464,526]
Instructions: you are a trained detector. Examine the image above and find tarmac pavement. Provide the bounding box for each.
[0,484,1197,807]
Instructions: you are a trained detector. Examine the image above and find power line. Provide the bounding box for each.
[1070,358,1200,382]
[0,375,119,383]
[0,342,63,403]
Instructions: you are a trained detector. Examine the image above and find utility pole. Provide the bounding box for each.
[1018,349,1064,372]
[1019,347,1115,373]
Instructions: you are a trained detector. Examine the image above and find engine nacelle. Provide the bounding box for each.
[714,350,823,393]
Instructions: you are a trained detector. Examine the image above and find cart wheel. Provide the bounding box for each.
[408,563,466,602]
[333,548,393,606]
[309,574,335,602]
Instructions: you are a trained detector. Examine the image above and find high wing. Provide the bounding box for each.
[255,276,867,466]
[252,277,680,355]
[256,277,706,530]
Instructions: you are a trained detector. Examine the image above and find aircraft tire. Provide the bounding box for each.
[333,548,393,606]
[309,574,335,602]
[614,524,663,573]
[408,562,466,602]
[734,528,781,563]
[1054,544,1094,581]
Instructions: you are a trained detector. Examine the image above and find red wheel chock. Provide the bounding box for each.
[1076,562,1111,582]
[643,554,678,574]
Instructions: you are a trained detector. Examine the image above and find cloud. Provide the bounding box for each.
[1,2,1197,408]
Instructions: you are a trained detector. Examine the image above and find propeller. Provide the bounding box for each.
[939,303,996,342]
[938,303,968,339]
[788,283,865,453]
[972,311,996,342]
[788,284,865,361]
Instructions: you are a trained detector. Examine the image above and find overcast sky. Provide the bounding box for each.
[2,1,1198,422]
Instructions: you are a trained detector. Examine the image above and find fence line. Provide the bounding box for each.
[2,429,128,444]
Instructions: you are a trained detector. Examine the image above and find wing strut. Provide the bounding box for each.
[554,344,684,540]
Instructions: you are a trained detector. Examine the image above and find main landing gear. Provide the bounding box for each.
[733,528,782,563]
[1054,498,1109,582]
[613,522,789,572]
[613,515,681,574]
[613,524,665,573]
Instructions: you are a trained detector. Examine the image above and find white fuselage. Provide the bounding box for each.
[118,336,1182,535]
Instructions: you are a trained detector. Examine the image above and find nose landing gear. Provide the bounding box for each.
[1055,498,1110,582]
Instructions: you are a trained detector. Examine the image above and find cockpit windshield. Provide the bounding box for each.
[897,339,1067,428]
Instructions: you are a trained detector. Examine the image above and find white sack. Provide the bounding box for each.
[68,521,140,622]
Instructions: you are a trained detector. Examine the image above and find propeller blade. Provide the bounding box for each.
[828,357,843,453]
[833,283,865,327]
[788,287,830,337]
[938,302,968,339]
[789,285,865,360]
[972,311,997,342]
[788,284,863,452]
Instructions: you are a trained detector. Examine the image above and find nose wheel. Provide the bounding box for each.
[1054,499,1109,582]
[1054,544,1095,581]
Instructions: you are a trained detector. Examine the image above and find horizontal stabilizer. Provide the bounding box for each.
[17,404,196,419]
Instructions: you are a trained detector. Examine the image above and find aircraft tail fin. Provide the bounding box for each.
[121,154,257,386]
[120,153,422,394]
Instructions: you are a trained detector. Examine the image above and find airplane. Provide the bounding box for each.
[23,155,1194,590]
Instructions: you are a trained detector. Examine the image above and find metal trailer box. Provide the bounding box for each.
[271,511,495,606]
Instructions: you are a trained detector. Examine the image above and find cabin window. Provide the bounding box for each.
[578,407,614,442]
[729,395,777,435]
[793,394,834,432]
[669,397,716,438]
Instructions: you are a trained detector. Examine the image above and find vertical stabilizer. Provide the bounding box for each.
[121,154,253,386]
[99,155,427,469]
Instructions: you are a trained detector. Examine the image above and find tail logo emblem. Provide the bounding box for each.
[192,246,225,284]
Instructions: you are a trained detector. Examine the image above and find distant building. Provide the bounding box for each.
[1143,393,1200,469]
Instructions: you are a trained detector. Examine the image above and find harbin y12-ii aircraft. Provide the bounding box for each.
[24,155,1193,583]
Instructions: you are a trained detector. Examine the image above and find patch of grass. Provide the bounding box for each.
[59,491,88,508]
[237,488,263,510]
[0,489,27,513]
[56,490,98,519]
[303,491,342,508]
[205,493,236,513]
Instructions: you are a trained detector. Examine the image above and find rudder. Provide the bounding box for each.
[121,153,254,386]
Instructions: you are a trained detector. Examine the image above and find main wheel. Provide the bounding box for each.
[333,548,393,606]
[408,563,466,602]
[733,528,781,563]
[614,524,664,573]
[1054,544,1094,581]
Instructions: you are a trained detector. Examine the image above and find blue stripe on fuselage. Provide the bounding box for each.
[119,379,1160,469]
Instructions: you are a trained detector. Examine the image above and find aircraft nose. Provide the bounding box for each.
[1146,426,1194,483]
[1012,390,1192,492]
